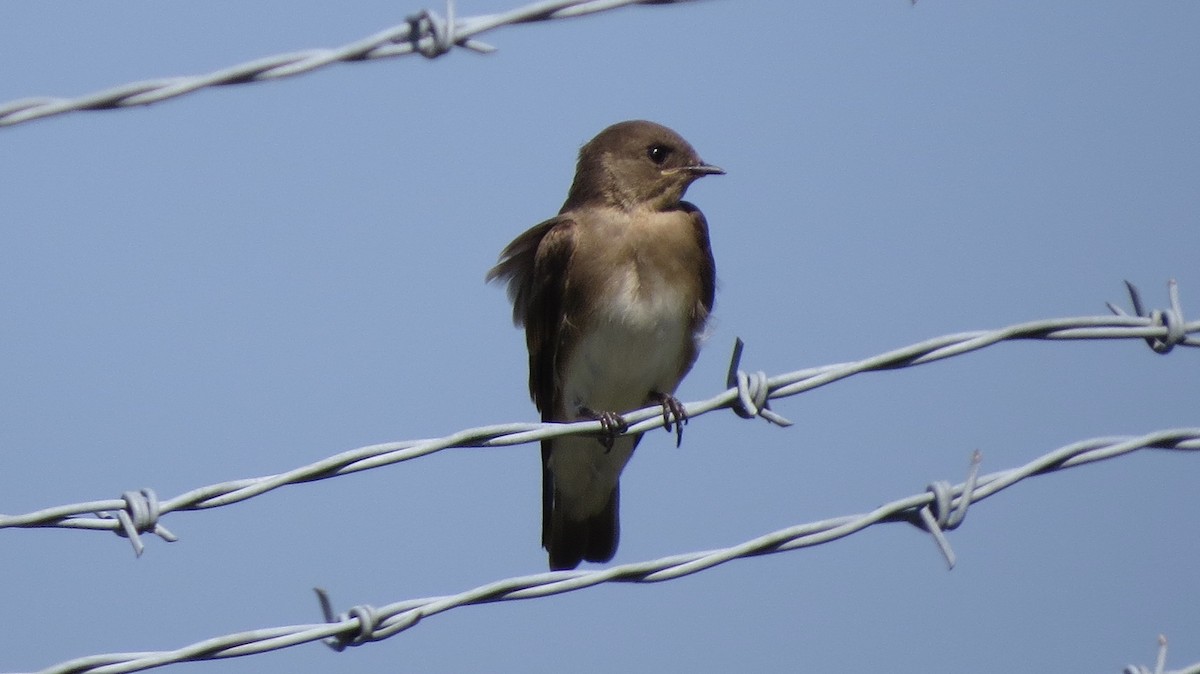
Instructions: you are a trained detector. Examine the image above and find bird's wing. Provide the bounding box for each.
[486,215,577,416]
[682,201,716,324]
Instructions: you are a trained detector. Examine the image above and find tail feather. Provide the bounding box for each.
[539,434,637,571]
[544,484,619,571]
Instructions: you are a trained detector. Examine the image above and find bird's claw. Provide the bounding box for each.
[579,406,628,452]
[650,392,688,447]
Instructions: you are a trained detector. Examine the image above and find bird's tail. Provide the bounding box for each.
[543,482,620,571]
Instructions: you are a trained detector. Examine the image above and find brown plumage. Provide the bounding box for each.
[487,120,722,570]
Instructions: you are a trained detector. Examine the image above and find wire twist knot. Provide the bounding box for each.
[1107,279,1187,354]
[315,588,384,651]
[913,450,981,569]
[725,338,793,426]
[97,488,178,557]
[407,1,459,58]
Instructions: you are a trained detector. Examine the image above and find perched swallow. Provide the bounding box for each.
[487,120,722,570]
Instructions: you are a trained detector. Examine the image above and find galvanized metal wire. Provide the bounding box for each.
[1,281,1196,556]
[1125,636,1200,674]
[0,0,706,127]
[3,5,1192,669]
[22,427,1200,674]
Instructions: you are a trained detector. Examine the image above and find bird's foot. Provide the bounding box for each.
[650,391,688,447]
[578,406,629,452]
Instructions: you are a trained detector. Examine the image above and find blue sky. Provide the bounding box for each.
[2,1,1198,672]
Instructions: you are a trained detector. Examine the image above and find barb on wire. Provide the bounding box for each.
[726,337,793,426]
[915,449,981,569]
[0,0,705,128]
[1,281,1196,552]
[24,428,1200,674]
[1125,635,1200,674]
[95,489,179,557]
[1108,279,1188,354]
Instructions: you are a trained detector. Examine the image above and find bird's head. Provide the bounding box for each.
[565,120,723,211]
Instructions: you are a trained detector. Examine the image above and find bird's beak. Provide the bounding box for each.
[685,163,725,177]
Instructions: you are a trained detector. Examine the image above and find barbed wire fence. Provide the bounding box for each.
[3,281,1194,549]
[13,429,1200,674]
[0,0,704,128]
[3,280,1198,674]
[2,1,1197,672]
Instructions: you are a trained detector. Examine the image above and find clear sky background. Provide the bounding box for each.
[2,1,1198,672]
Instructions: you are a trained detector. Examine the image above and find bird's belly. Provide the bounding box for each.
[549,281,690,516]
[561,276,690,418]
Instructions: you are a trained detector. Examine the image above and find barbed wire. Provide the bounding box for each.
[1125,636,1200,674]
[20,427,1200,674]
[1,281,1195,556]
[4,5,1192,672]
[0,0,706,128]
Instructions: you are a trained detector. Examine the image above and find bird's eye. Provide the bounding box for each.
[647,144,672,165]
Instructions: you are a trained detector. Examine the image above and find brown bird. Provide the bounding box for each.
[487,120,722,570]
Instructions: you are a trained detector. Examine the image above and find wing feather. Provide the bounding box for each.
[486,216,577,416]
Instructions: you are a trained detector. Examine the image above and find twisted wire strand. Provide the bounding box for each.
[2,288,1197,552]
[0,0,704,127]
[24,428,1200,674]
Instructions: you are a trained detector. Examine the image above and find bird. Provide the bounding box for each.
[487,120,723,571]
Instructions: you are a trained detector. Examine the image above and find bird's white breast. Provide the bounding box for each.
[561,263,691,418]
[546,206,706,517]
